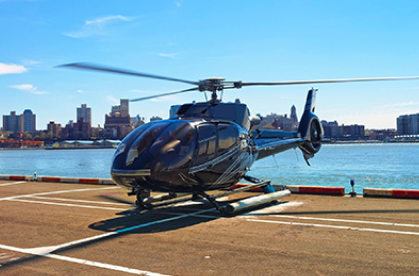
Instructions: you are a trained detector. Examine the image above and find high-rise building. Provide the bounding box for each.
[2,110,35,133]
[120,99,129,117]
[77,104,91,124]
[104,99,132,139]
[22,109,36,133]
[3,111,19,132]
[290,105,298,130]
[397,113,419,135]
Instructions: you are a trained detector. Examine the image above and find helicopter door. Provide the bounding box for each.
[195,123,217,166]
[217,123,238,155]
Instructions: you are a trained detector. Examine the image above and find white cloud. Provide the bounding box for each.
[157,53,180,59]
[107,95,119,104]
[21,59,40,66]
[9,84,48,94]
[0,62,27,75]
[77,89,85,93]
[176,2,181,8]
[85,15,131,27]
[64,15,133,39]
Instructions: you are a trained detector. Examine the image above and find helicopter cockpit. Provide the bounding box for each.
[113,121,197,174]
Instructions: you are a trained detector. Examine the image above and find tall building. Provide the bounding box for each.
[2,110,36,133]
[397,113,419,135]
[290,105,298,130]
[120,99,129,117]
[77,104,91,124]
[3,111,19,132]
[22,109,36,133]
[104,99,133,139]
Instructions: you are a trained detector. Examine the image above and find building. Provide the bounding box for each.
[73,118,91,139]
[397,113,419,135]
[290,105,298,130]
[120,99,129,117]
[3,111,19,132]
[257,113,292,131]
[22,109,36,133]
[3,109,36,133]
[77,104,91,124]
[321,121,364,139]
[104,99,133,139]
[47,121,61,138]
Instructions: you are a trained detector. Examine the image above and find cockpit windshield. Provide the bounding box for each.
[125,121,196,171]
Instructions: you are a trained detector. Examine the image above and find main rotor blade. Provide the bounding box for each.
[58,62,200,86]
[130,87,200,102]
[241,76,419,86]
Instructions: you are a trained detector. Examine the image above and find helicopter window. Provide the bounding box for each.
[148,122,188,157]
[218,123,238,154]
[196,124,216,165]
[125,122,169,166]
[151,123,197,171]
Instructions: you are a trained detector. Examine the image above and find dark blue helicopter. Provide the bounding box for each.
[60,63,419,213]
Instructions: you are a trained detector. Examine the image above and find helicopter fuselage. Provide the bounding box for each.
[111,89,323,193]
[111,102,257,192]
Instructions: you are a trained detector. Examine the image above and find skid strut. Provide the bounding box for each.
[129,178,290,214]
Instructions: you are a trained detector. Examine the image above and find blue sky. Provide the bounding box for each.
[1,0,419,130]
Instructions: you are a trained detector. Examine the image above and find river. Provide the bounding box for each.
[1,144,418,193]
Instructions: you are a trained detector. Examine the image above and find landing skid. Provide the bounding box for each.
[129,179,290,215]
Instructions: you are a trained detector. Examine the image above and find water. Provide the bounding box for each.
[1,144,418,193]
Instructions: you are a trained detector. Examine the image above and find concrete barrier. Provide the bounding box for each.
[363,188,419,199]
[0,174,115,185]
[287,185,345,195]
[0,175,32,181]
[37,176,115,185]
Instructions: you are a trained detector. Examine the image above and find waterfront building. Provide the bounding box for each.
[321,121,364,139]
[290,105,298,130]
[104,99,133,139]
[73,118,91,139]
[397,113,419,135]
[3,111,19,132]
[257,113,292,131]
[47,121,62,138]
[2,110,36,134]
[77,104,91,124]
[120,99,129,117]
[22,109,36,133]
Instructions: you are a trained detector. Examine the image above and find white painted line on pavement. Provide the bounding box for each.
[247,218,419,236]
[30,196,136,207]
[7,198,127,211]
[0,186,117,201]
[271,215,419,228]
[0,181,27,187]
[0,243,171,276]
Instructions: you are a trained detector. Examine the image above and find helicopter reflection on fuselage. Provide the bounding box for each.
[111,102,256,193]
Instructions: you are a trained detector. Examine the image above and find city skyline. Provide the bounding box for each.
[2,102,415,133]
[1,1,419,129]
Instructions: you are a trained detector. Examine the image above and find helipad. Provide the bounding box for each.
[1,180,418,275]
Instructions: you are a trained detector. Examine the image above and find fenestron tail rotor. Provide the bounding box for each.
[58,62,419,102]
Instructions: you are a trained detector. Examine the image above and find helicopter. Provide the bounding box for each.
[60,63,419,214]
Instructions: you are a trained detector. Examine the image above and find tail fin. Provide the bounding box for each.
[297,89,323,156]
